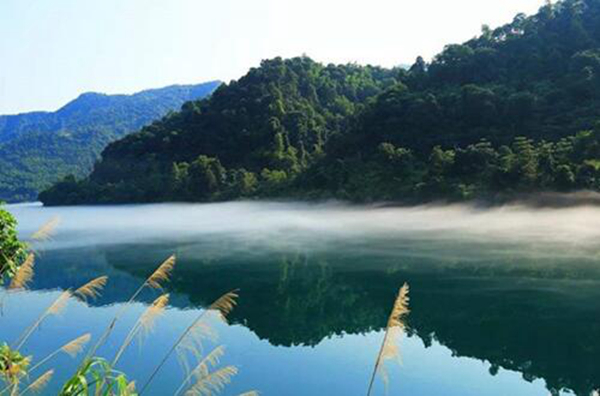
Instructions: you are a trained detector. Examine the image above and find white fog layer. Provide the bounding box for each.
[7,201,600,254]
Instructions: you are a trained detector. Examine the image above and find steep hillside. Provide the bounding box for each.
[0,81,220,202]
[40,57,400,204]
[40,0,600,205]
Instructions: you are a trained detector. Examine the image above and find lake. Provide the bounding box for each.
[2,201,600,395]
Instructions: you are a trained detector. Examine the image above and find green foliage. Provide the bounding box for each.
[59,358,136,396]
[0,206,27,283]
[0,343,30,386]
[40,56,398,205]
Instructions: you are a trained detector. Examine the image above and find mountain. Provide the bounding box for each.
[40,0,600,206]
[40,57,400,204]
[0,81,221,202]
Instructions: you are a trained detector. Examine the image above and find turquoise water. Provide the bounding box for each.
[3,201,600,395]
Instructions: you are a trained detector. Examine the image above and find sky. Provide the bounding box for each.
[0,0,546,114]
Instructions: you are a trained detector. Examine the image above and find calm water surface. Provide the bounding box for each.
[2,201,600,395]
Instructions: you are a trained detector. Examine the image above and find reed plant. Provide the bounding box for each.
[0,218,257,396]
[1,212,412,396]
[366,283,410,396]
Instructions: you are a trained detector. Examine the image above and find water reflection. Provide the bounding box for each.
[7,201,600,395]
[18,237,600,396]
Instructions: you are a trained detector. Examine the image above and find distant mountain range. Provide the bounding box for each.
[0,81,221,202]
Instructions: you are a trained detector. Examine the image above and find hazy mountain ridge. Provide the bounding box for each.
[0,83,221,143]
[0,81,221,202]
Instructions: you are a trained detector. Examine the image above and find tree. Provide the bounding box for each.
[260,168,289,195]
[429,146,455,177]
[512,137,539,188]
[378,143,415,179]
[227,169,258,197]
[187,156,226,200]
[0,206,27,283]
[555,164,575,190]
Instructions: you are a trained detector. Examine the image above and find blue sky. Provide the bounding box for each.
[0,0,545,114]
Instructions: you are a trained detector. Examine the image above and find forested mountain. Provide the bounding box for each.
[0,81,220,202]
[40,0,600,205]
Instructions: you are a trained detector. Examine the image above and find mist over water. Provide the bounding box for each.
[8,199,600,254]
[8,199,600,283]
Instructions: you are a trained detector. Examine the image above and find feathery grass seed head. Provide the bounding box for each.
[31,217,60,241]
[26,369,53,394]
[147,255,176,290]
[74,276,108,302]
[61,334,92,358]
[8,254,35,290]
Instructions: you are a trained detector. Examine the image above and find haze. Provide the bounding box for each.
[7,201,600,262]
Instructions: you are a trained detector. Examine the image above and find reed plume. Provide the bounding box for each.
[47,291,71,315]
[30,217,60,242]
[28,333,91,376]
[184,365,238,396]
[174,346,226,396]
[174,290,238,376]
[112,294,170,367]
[138,293,170,339]
[21,369,53,395]
[177,290,238,364]
[175,291,237,377]
[146,255,176,290]
[366,283,410,396]
[73,276,108,303]
[85,255,176,360]
[208,291,238,323]
[8,254,34,291]
[139,290,239,395]
[61,333,92,358]
[176,322,219,376]
[14,291,71,351]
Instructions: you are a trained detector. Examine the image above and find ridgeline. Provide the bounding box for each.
[0,81,220,202]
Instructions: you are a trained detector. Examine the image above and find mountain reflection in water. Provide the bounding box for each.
[6,201,600,395]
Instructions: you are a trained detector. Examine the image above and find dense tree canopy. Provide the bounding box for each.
[40,57,400,204]
[40,0,600,205]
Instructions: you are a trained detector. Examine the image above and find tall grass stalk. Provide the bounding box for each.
[7,254,34,291]
[11,274,103,352]
[184,365,238,396]
[1,274,107,395]
[173,345,225,396]
[2,243,249,396]
[366,283,410,396]
[138,290,238,395]
[73,277,108,303]
[28,334,91,374]
[85,255,176,360]
[19,369,53,395]
[112,294,170,367]
[30,217,60,242]
[13,291,71,351]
